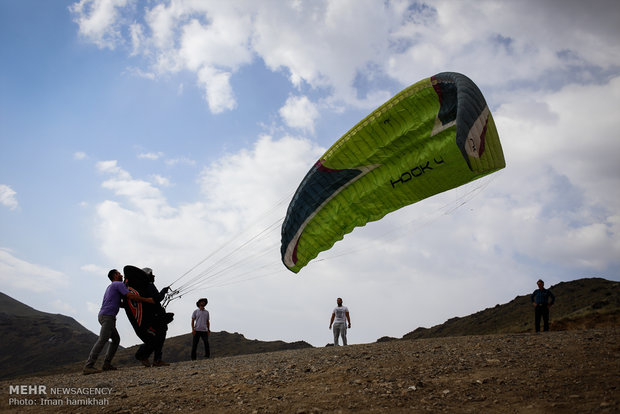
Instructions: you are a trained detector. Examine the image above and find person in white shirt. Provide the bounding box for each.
[329,297,351,346]
[191,298,210,360]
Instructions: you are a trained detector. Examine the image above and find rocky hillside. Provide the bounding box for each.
[402,277,619,340]
[0,293,311,380]
[1,328,618,413]
[1,277,617,381]
[113,330,312,366]
[0,292,98,380]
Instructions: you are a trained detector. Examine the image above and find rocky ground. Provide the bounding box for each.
[1,328,618,413]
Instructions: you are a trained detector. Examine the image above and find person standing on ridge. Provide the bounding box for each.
[329,297,351,346]
[191,298,211,360]
[83,269,154,375]
[531,279,555,332]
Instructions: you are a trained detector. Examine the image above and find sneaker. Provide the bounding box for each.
[82,366,101,375]
[102,363,117,371]
[139,359,151,367]
[152,360,170,367]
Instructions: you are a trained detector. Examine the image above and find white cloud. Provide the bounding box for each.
[387,0,620,88]
[97,159,128,176]
[74,151,88,160]
[69,0,130,50]
[150,174,171,187]
[138,151,164,160]
[197,66,236,113]
[129,21,144,56]
[0,185,18,210]
[279,96,319,133]
[198,135,324,221]
[125,66,156,80]
[496,76,620,212]
[81,264,108,275]
[0,248,69,292]
[69,1,394,112]
[95,136,323,264]
[138,1,254,112]
[165,156,196,167]
[69,0,620,114]
[177,13,253,71]
[485,76,620,271]
[86,301,100,314]
[252,0,395,105]
[51,299,77,315]
[96,160,175,218]
[71,0,620,113]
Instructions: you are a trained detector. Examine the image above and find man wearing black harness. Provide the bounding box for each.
[135,267,172,367]
[531,279,555,332]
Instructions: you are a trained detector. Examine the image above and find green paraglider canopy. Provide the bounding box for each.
[281,72,505,273]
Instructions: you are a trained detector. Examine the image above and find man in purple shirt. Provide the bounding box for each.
[83,269,154,375]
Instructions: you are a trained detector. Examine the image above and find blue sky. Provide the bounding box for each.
[1,0,619,349]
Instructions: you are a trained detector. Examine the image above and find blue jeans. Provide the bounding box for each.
[85,314,120,367]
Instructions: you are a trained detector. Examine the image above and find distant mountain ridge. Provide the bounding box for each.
[0,291,312,380]
[400,277,619,340]
[114,331,312,366]
[0,292,99,380]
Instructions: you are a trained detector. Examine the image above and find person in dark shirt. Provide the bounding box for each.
[135,267,171,367]
[531,279,555,332]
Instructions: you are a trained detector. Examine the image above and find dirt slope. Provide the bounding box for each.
[2,328,618,413]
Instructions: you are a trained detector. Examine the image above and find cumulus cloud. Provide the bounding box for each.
[252,0,394,102]
[96,159,176,220]
[51,299,77,315]
[496,76,620,212]
[80,264,108,275]
[487,76,620,271]
[150,174,171,187]
[0,248,69,292]
[74,151,88,160]
[387,0,620,89]
[138,151,164,160]
[94,136,323,274]
[165,156,196,167]
[198,134,324,220]
[86,301,99,314]
[69,0,130,50]
[0,185,18,210]
[69,0,620,115]
[197,66,237,113]
[279,96,320,133]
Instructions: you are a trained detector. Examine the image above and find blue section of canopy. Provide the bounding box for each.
[433,72,489,170]
[280,162,361,263]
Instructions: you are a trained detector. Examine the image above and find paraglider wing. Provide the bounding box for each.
[281,72,505,273]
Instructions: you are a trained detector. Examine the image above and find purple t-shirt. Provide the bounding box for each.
[99,281,130,316]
